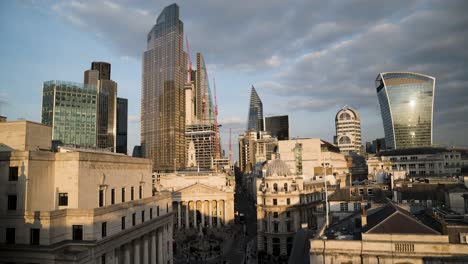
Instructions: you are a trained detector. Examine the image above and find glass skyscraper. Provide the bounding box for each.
[376,72,435,149]
[265,115,289,140]
[142,3,186,171]
[247,86,263,132]
[41,80,97,147]
[84,62,117,151]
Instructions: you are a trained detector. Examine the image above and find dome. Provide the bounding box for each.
[265,159,291,177]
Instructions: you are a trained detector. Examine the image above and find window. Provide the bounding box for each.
[141,210,145,223]
[9,167,18,181]
[101,222,107,238]
[166,203,169,213]
[99,189,104,207]
[287,221,291,232]
[157,206,160,216]
[367,189,373,195]
[287,198,291,205]
[6,228,15,244]
[340,202,348,212]
[284,183,288,192]
[400,157,407,161]
[273,199,277,205]
[274,222,279,233]
[131,187,134,200]
[273,212,278,218]
[354,202,361,211]
[30,228,40,245]
[273,183,278,192]
[359,189,364,195]
[132,213,136,226]
[139,186,142,199]
[410,156,418,160]
[286,211,290,218]
[7,195,17,210]
[56,192,68,206]
[418,164,425,168]
[72,225,83,240]
[121,216,126,230]
[150,208,153,219]
[101,254,106,264]
[460,233,468,244]
[121,188,125,202]
[111,189,115,204]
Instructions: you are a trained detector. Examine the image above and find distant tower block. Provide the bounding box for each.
[335,105,362,154]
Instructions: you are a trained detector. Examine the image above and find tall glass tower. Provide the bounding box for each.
[247,86,263,132]
[142,4,186,171]
[376,72,435,149]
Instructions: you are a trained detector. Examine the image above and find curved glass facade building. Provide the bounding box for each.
[376,72,435,149]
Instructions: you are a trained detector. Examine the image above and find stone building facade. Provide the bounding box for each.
[255,159,332,260]
[155,171,235,229]
[0,120,173,264]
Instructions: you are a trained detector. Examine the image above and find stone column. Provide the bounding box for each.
[193,201,197,229]
[163,226,167,264]
[157,229,163,264]
[151,232,157,264]
[177,202,181,229]
[134,239,140,264]
[208,200,212,227]
[201,201,205,227]
[185,202,189,229]
[143,235,149,264]
[168,225,173,264]
[217,200,221,227]
[124,244,131,264]
[224,200,227,225]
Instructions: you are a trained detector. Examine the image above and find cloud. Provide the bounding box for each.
[31,0,468,146]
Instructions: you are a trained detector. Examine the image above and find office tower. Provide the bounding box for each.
[91,61,111,80]
[84,62,117,151]
[247,86,263,132]
[142,4,186,171]
[116,97,128,154]
[184,53,218,169]
[265,115,289,140]
[41,80,97,147]
[376,72,435,149]
[335,105,362,154]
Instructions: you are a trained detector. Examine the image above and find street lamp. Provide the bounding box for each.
[322,158,329,229]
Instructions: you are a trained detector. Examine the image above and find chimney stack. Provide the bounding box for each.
[361,205,367,228]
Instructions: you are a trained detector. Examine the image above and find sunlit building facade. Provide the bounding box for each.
[142,3,186,170]
[41,80,97,147]
[376,72,435,149]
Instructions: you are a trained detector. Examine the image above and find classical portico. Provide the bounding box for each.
[171,183,235,229]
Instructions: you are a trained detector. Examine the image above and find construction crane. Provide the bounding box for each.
[185,36,192,83]
[213,77,220,159]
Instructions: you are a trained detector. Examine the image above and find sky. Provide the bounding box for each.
[0,0,467,160]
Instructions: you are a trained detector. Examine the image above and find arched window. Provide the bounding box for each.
[339,136,351,144]
[273,183,278,192]
[284,183,288,192]
[340,112,351,120]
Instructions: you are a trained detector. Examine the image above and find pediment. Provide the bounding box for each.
[175,182,226,195]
